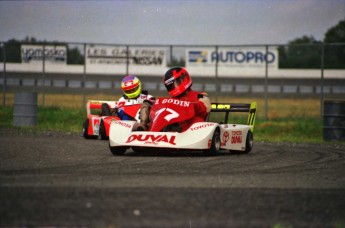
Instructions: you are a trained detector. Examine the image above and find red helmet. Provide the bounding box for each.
[164,67,192,97]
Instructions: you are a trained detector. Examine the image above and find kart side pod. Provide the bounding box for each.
[210,102,257,153]
[109,121,222,155]
[210,102,257,132]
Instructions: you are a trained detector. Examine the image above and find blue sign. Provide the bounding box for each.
[188,51,207,63]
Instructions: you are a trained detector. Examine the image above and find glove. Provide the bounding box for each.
[199,96,211,113]
[111,108,119,116]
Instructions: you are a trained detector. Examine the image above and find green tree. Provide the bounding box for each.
[2,39,22,63]
[323,19,345,69]
[67,47,84,65]
[278,36,322,69]
[23,36,37,43]
[324,19,345,43]
[168,56,185,67]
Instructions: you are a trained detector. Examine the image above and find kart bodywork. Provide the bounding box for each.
[83,100,120,140]
[109,97,257,156]
[82,100,142,140]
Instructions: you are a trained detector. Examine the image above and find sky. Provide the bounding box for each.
[0,0,344,45]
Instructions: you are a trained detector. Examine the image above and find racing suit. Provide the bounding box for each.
[176,89,211,132]
[117,92,155,121]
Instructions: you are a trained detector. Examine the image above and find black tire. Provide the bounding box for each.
[244,130,253,154]
[101,103,111,116]
[83,119,98,139]
[99,120,108,140]
[109,143,127,156]
[203,128,220,156]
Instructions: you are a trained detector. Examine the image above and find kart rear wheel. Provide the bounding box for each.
[109,143,127,156]
[244,130,253,154]
[203,128,220,156]
[83,119,98,139]
[99,120,108,140]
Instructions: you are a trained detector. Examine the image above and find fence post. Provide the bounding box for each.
[215,45,219,102]
[320,42,325,117]
[42,43,46,107]
[264,45,268,121]
[126,45,129,75]
[83,43,87,108]
[170,45,173,66]
[2,42,6,108]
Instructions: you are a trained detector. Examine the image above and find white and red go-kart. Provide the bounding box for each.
[82,100,141,140]
[109,97,257,156]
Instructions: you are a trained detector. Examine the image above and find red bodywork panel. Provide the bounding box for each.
[149,98,195,132]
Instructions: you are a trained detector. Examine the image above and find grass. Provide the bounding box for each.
[256,118,322,143]
[0,106,84,133]
[0,93,336,143]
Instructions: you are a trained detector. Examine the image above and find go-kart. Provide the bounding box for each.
[82,100,141,140]
[108,97,257,156]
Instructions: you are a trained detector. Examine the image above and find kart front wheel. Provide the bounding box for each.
[99,120,108,140]
[203,128,220,156]
[244,130,253,154]
[109,143,127,156]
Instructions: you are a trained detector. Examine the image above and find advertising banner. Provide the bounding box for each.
[21,45,67,64]
[86,45,167,74]
[186,47,279,76]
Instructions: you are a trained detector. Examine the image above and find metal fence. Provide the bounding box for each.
[1,41,345,120]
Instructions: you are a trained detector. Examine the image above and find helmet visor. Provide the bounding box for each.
[165,72,188,92]
[124,84,140,94]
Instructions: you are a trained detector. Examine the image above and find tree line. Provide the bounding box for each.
[1,19,344,69]
[0,37,84,65]
[278,19,345,69]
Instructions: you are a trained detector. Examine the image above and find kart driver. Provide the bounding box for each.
[101,75,155,124]
[163,67,212,131]
[117,75,155,121]
[136,67,212,132]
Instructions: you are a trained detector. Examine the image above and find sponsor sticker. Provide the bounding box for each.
[126,134,176,145]
[208,139,212,148]
[113,121,132,128]
[211,104,231,109]
[190,123,215,131]
[231,131,242,144]
[222,131,230,143]
[92,118,100,134]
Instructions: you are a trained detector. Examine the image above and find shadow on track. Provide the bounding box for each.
[120,148,250,158]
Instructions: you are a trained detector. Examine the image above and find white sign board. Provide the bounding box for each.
[21,45,67,64]
[86,45,167,74]
[186,47,279,76]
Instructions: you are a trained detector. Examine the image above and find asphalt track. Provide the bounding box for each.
[1,130,345,227]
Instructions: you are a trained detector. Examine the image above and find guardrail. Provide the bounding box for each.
[1,72,344,98]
